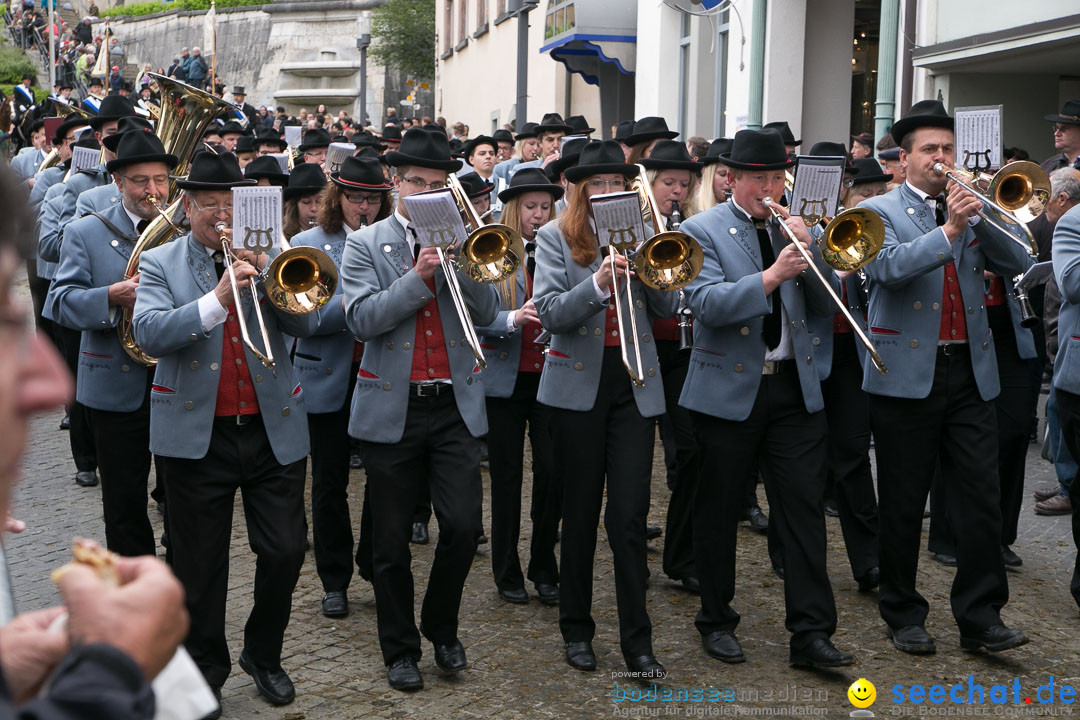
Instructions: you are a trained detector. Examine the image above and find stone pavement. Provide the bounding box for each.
[8,281,1080,718]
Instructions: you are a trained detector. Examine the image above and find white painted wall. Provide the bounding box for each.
[800,0,855,148]
[762,0,807,136]
[632,0,680,126]
[934,0,1078,43]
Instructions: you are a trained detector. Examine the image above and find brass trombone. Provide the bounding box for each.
[215,222,275,367]
[763,197,887,374]
[932,160,1048,257]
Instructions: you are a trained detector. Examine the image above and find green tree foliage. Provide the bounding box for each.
[0,45,36,86]
[101,0,264,19]
[369,0,435,81]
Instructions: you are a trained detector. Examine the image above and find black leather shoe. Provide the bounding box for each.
[238,651,294,705]
[535,582,559,605]
[624,653,665,678]
[856,567,880,592]
[887,625,936,654]
[823,498,840,517]
[745,506,769,533]
[565,641,596,671]
[701,630,745,663]
[202,687,222,720]
[434,640,467,672]
[646,525,662,540]
[411,522,429,544]
[960,624,1029,652]
[772,562,785,579]
[677,575,700,594]
[476,532,488,545]
[933,552,957,567]
[75,470,98,487]
[59,413,70,430]
[349,452,363,469]
[1001,546,1023,568]
[499,587,529,604]
[789,638,854,668]
[386,656,423,691]
[321,590,348,618]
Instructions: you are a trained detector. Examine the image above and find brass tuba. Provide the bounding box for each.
[118,74,236,365]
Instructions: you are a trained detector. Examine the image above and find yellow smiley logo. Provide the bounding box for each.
[848,678,876,709]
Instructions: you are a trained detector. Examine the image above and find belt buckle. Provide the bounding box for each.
[940,343,962,357]
[762,360,781,375]
[235,414,251,426]
[414,383,437,398]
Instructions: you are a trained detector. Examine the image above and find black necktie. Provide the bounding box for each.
[136,218,149,234]
[933,196,946,227]
[756,221,781,350]
[212,251,225,280]
[525,241,536,279]
[408,227,421,265]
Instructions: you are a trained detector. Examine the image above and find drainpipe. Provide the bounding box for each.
[357,33,370,125]
[746,0,767,129]
[510,0,538,127]
[874,0,899,146]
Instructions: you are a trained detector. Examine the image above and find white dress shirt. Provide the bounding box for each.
[730,198,793,361]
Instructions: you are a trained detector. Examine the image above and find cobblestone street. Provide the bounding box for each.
[9,279,1080,719]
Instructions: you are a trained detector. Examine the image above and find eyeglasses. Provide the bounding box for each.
[1054,124,1076,134]
[343,193,383,206]
[122,174,170,188]
[399,176,446,191]
[586,179,627,190]
[188,197,233,215]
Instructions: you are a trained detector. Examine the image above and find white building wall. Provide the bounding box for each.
[632,0,681,127]
[934,0,1078,43]
[799,0,855,148]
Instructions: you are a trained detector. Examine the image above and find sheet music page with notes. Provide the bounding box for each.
[955,105,1003,173]
[402,189,468,249]
[589,191,646,249]
[284,126,302,150]
[231,186,282,253]
[70,145,101,174]
[324,142,356,174]
[791,156,845,223]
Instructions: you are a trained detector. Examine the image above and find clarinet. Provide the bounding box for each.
[669,202,693,351]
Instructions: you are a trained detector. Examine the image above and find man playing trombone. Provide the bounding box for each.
[340,128,498,692]
[858,100,1033,655]
[131,151,317,715]
[677,129,854,669]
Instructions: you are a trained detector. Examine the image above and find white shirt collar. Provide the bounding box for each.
[730,197,759,224]
[122,204,145,234]
[905,180,940,205]
[343,223,357,235]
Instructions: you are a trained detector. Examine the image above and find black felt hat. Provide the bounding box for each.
[463,135,497,164]
[563,140,637,183]
[53,116,91,144]
[498,167,564,203]
[514,121,539,141]
[253,128,287,152]
[889,99,954,145]
[457,172,494,200]
[546,137,591,180]
[806,141,855,172]
[1044,99,1080,126]
[719,129,795,171]
[243,155,288,186]
[848,158,893,186]
[492,129,514,144]
[330,156,392,191]
[565,115,595,135]
[383,128,460,171]
[297,128,331,151]
[175,150,255,190]
[625,117,679,146]
[105,130,178,172]
[381,124,402,143]
[282,162,327,199]
[762,121,800,146]
[701,137,733,166]
[235,135,255,154]
[353,131,386,152]
[535,112,572,135]
[89,94,136,129]
[219,121,246,137]
[639,140,702,173]
[101,116,154,152]
[614,120,635,143]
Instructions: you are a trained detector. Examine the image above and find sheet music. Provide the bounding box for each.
[283,126,302,150]
[589,191,646,249]
[70,145,100,173]
[791,156,845,222]
[401,189,467,249]
[324,143,355,174]
[955,105,1003,173]
[231,186,281,253]
[268,153,289,174]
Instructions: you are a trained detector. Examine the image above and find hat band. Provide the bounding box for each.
[1062,115,1080,122]
[336,177,390,189]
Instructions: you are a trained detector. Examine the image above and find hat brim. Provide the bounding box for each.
[546,156,579,179]
[623,130,679,146]
[330,173,392,191]
[563,163,638,184]
[890,115,954,145]
[382,150,461,172]
[718,154,795,171]
[175,178,257,191]
[244,170,289,181]
[89,114,132,130]
[106,152,179,172]
[497,182,565,204]
[638,157,703,173]
[283,185,326,200]
[534,123,573,135]
[296,141,330,152]
[255,139,288,151]
[1044,114,1080,125]
[851,171,893,186]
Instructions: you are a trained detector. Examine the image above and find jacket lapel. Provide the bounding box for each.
[102,203,138,261]
[725,203,762,270]
[185,234,217,294]
[900,184,937,235]
[378,215,412,278]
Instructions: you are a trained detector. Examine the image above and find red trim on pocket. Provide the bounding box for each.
[1072,336,1080,341]
[81,351,113,359]
[479,344,496,350]
[870,327,901,335]
[548,349,570,358]
[151,384,175,394]
[291,383,302,397]
[357,368,379,379]
[968,238,979,247]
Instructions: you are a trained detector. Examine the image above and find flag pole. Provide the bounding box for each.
[210,0,217,90]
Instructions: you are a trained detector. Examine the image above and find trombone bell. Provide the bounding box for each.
[634,231,704,291]
[264,246,338,314]
[819,208,884,272]
[458,225,520,283]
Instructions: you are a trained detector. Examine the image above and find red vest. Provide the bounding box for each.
[985,275,1007,307]
[410,277,452,381]
[215,307,260,416]
[518,321,545,373]
[939,260,968,342]
[652,317,680,342]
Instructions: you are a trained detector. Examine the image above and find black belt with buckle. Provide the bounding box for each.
[761,359,795,375]
[215,414,258,426]
[411,382,452,398]
[937,343,969,357]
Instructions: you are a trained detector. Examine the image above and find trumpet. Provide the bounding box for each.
[763,197,887,375]
[932,161,1048,257]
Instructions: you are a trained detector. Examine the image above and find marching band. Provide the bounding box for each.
[7,64,1080,719]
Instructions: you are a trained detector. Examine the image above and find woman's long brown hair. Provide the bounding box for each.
[316,184,392,233]
[558,181,599,267]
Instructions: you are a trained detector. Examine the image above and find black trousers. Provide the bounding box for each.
[357,389,482,665]
[56,324,97,473]
[309,369,358,593]
[820,333,879,579]
[928,307,1038,554]
[551,347,654,657]
[486,371,559,590]
[1052,389,1080,610]
[871,346,1009,635]
[690,366,836,649]
[655,340,698,581]
[157,416,306,688]
[86,378,156,557]
[26,261,54,341]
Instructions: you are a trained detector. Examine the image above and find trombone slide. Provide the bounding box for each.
[215,222,275,368]
[608,246,645,387]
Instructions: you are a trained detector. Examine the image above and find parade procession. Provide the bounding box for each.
[0,0,1079,717]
